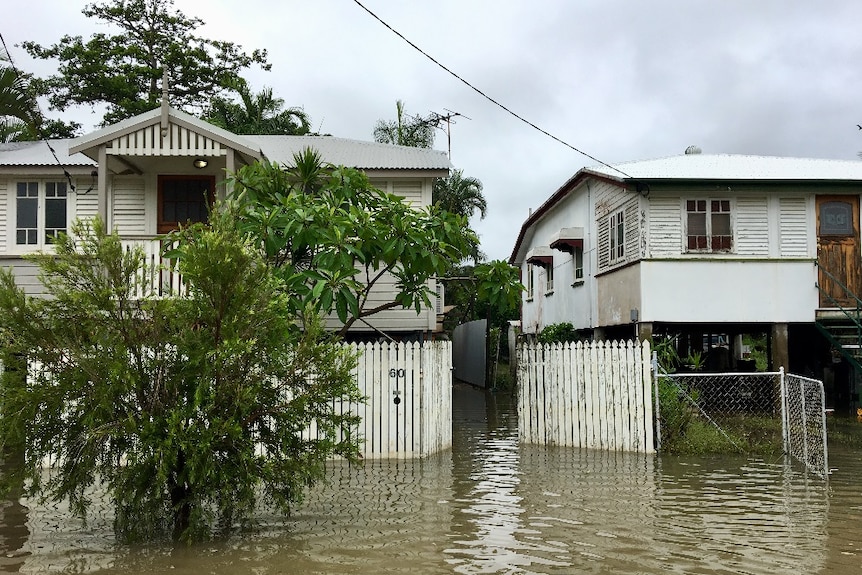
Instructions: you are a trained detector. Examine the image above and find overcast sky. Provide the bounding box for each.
[5,1,862,261]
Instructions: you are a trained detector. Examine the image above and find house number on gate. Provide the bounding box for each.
[390,369,405,405]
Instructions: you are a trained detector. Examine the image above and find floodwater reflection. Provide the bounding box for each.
[3,384,859,574]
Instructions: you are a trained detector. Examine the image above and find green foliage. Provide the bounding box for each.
[373,100,434,148]
[21,0,270,125]
[658,378,783,455]
[684,350,705,371]
[433,170,487,262]
[204,78,310,135]
[537,322,579,344]
[0,214,361,542]
[657,377,699,451]
[742,333,769,371]
[433,170,486,220]
[652,335,681,372]
[474,261,524,321]
[0,61,40,142]
[227,153,479,335]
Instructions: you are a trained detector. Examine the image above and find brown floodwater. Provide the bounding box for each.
[1,383,859,574]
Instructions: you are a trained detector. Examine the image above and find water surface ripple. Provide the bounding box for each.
[3,384,861,574]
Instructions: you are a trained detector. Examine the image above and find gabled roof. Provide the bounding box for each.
[69,106,262,160]
[247,135,451,171]
[509,153,862,264]
[0,140,94,167]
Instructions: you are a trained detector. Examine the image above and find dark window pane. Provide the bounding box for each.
[712,213,731,236]
[688,213,706,236]
[45,197,66,230]
[17,197,37,228]
[697,200,706,211]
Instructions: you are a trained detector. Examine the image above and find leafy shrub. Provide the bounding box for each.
[537,322,579,344]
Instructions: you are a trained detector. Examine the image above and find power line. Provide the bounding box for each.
[350,0,635,181]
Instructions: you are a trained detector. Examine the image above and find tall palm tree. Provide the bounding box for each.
[204,79,310,135]
[433,169,487,220]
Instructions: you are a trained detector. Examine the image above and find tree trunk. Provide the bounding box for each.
[168,449,191,540]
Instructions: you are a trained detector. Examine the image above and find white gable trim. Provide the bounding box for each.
[69,107,261,160]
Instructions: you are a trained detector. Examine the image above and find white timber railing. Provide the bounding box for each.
[120,237,185,298]
[518,340,654,453]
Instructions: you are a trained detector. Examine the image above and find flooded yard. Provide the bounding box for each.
[2,383,860,574]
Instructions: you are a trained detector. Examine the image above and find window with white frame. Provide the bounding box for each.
[526,263,535,299]
[686,199,732,252]
[608,210,625,263]
[545,263,554,292]
[16,181,68,246]
[573,246,584,282]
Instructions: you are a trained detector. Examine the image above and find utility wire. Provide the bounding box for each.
[0,32,81,192]
[351,0,635,181]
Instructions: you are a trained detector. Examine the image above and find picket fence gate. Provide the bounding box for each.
[518,340,654,453]
[335,341,452,459]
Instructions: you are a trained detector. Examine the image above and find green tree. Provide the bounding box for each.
[21,0,270,125]
[204,78,310,135]
[433,169,487,221]
[0,47,40,142]
[433,169,487,263]
[373,100,435,148]
[228,150,478,335]
[0,214,362,542]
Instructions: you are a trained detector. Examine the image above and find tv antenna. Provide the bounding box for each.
[427,109,470,160]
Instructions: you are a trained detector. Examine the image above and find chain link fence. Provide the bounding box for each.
[656,368,828,477]
[782,374,829,478]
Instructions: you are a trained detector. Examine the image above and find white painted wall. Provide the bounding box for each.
[640,259,818,323]
[520,182,594,334]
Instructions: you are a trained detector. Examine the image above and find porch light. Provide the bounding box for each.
[193,158,208,169]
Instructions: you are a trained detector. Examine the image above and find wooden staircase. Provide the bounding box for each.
[815,261,862,373]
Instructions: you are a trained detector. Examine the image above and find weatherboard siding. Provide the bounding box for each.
[735,197,769,256]
[596,179,640,273]
[111,178,147,235]
[647,196,682,256]
[779,197,809,257]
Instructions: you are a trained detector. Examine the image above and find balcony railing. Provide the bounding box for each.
[120,236,186,299]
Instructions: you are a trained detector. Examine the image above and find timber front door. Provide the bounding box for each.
[157,175,215,234]
[816,195,862,308]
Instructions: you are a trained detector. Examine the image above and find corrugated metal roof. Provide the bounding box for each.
[0,140,94,167]
[586,153,862,182]
[0,135,450,172]
[247,135,451,170]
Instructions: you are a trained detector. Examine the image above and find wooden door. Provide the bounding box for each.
[157,175,215,234]
[816,195,862,307]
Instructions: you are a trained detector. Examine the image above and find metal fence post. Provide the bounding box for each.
[818,380,829,477]
[779,366,789,455]
[652,351,661,452]
[800,381,809,469]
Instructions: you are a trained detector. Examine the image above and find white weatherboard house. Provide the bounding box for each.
[510,151,862,412]
[0,101,450,339]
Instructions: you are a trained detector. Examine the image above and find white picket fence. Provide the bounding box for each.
[518,340,654,453]
[1,342,453,462]
[343,341,452,458]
